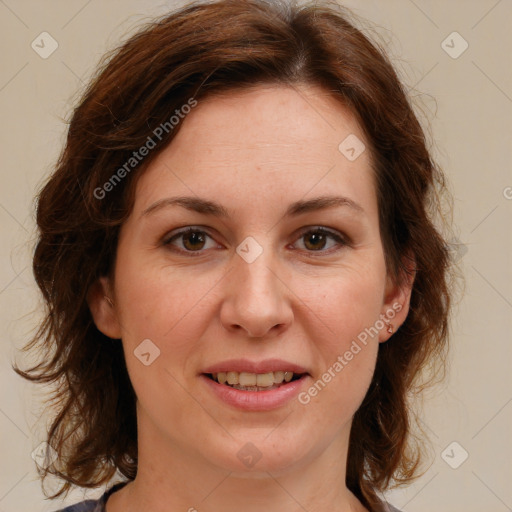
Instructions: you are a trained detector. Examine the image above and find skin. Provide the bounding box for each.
[88,84,413,512]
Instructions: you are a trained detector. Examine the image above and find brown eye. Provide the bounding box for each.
[163,227,218,255]
[181,231,207,251]
[163,226,347,257]
[294,228,347,254]
[303,231,328,251]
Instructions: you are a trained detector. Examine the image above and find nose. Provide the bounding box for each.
[220,245,293,339]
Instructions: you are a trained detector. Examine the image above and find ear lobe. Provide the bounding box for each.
[379,252,416,343]
[86,276,122,339]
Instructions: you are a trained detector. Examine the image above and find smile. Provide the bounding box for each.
[201,373,309,411]
[206,371,303,391]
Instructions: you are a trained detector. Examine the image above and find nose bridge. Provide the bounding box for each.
[235,236,283,302]
[221,235,292,337]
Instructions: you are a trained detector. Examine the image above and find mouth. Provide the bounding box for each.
[204,371,306,392]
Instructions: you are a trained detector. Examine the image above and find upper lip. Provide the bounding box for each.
[202,358,309,375]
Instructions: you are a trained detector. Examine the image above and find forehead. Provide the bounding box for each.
[172,84,365,158]
[132,84,376,219]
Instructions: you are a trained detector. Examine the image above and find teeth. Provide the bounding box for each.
[211,371,299,387]
[239,372,257,386]
[226,372,239,385]
[256,372,274,387]
[274,371,285,383]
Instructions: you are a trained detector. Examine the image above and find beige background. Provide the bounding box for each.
[1,1,511,511]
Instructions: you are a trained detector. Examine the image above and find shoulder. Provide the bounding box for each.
[52,499,99,512]
[51,481,129,512]
[384,503,403,512]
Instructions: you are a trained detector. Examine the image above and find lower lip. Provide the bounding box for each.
[200,374,308,411]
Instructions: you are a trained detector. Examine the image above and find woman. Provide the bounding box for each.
[14,0,453,511]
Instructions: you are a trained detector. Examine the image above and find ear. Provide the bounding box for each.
[86,276,122,339]
[379,251,416,343]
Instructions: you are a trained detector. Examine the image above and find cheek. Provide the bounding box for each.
[307,263,386,347]
[299,279,381,417]
[298,266,384,412]
[113,257,216,419]
[111,250,194,377]
[300,349,378,427]
[115,250,217,342]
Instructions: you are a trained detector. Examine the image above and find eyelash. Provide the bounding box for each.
[162,226,349,257]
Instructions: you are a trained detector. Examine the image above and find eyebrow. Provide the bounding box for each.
[141,195,365,218]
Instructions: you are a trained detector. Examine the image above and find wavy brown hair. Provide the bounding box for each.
[14,0,453,510]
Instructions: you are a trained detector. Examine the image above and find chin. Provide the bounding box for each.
[201,429,314,476]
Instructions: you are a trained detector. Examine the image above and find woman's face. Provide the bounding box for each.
[93,84,410,477]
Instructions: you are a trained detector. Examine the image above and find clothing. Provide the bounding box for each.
[52,481,128,512]
[53,481,402,512]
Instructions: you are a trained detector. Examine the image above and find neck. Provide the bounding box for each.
[107,409,368,512]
